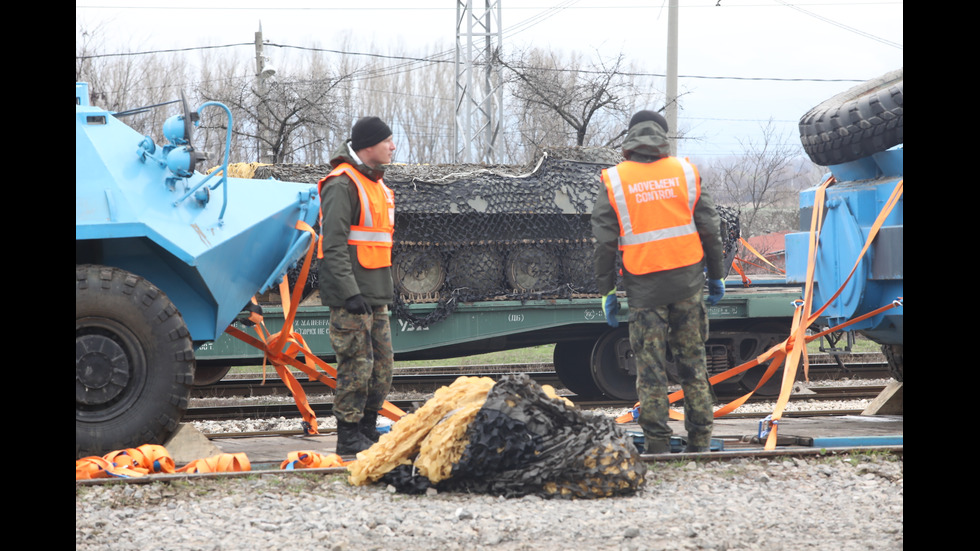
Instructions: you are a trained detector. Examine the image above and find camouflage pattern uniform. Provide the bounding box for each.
[329,306,394,424]
[629,293,715,452]
[591,114,725,453]
[318,141,396,427]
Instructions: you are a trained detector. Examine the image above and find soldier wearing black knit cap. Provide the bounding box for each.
[317,116,398,455]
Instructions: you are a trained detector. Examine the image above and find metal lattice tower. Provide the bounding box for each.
[454,0,503,164]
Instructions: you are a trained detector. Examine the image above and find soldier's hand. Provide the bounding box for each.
[706,279,725,306]
[344,294,373,315]
[602,289,620,327]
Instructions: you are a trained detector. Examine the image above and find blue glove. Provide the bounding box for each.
[603,289,620,327]
[706,279,725,306]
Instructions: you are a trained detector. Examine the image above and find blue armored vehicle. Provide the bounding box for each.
[785,69,903,380]
[75,83,320,457]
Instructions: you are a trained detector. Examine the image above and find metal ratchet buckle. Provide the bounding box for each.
[758,415,777,439]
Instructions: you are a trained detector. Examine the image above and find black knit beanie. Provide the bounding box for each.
[350,116,393,150]
[628,110,669,132]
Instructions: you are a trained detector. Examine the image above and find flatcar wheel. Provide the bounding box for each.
[192,363,232,387]
[76,264,195,458]
[737,322,791,396]
[393,248,446,296]
[505,246,560,292]
[553,340,603,399]
[591,327,638,401]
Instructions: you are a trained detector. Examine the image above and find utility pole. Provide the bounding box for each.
[255,24,276,164]
[454,0,503,164]
[666,0,678,156]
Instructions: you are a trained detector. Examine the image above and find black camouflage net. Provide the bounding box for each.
[258,147,740,328]
[382,373,647,499]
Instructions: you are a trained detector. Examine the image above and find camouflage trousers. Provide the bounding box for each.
[629,291,715,451]
[329,305,394,424]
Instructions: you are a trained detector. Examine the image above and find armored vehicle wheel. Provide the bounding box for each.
[506,246,560,292]
[76,265,194,458]
[799,68,903,166]
[591,327,638,401]
[394,248,446,296]
[560,242,598,292]
[447,247,504,298]
[553,340,603,398]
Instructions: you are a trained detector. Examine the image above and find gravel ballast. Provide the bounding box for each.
[76,452,902,550]
[77,378,902,550]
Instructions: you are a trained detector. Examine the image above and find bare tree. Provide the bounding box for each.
[76,22,188,144]
[500,48,662,159]
[703,119,819,238]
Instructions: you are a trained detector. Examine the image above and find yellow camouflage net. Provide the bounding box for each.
[205,162,270,179]
[348,374,644,499]
[347,376,495,486]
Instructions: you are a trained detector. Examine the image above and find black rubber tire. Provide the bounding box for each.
[799,68,903,166]
[882,344,903,382]
[76,265,195,458]
[553,340,603,398]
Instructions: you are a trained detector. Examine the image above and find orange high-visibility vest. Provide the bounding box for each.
[318,163,395,269]
[601,157,704,275]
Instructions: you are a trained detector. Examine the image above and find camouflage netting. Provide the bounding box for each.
[348,373,646,499]
[254,147,739,327]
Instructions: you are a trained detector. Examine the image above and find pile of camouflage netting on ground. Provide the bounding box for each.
[347,374,646,499]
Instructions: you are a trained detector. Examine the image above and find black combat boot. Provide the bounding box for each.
[359,410,380,443]
[336,421,374,455]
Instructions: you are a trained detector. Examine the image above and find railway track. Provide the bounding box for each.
[185,384,888,422]
[192,355,889,400]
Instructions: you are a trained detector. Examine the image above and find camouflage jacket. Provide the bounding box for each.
[317,141,395,308]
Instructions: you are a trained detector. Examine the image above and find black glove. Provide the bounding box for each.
[344,294,373,315]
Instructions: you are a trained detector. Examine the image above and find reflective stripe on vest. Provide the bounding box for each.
[603,157,704,274]
[320,163,395,269]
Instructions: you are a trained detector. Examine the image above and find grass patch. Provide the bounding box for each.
[394,344,556,368]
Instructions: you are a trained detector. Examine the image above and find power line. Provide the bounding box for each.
[76,41,870,84]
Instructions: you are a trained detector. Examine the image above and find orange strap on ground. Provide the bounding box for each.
[176,453,251,474]
[76,456,126,479]
[280,450,348,470]
[103,444,176,475]
[76,444,176,479]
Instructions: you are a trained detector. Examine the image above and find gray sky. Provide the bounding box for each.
[76,1,904,162]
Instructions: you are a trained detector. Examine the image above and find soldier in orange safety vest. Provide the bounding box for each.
[317,116,398,455]
[591,110,726,454]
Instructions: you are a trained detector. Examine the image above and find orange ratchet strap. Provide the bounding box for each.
[280,450,348,470]
[176,453,251,474]
[617,177,904,447]
[225,220,406,434]
[76,444,176,479]
[760,178,903,449]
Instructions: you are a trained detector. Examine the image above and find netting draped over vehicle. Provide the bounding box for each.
[256,147,740,328]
